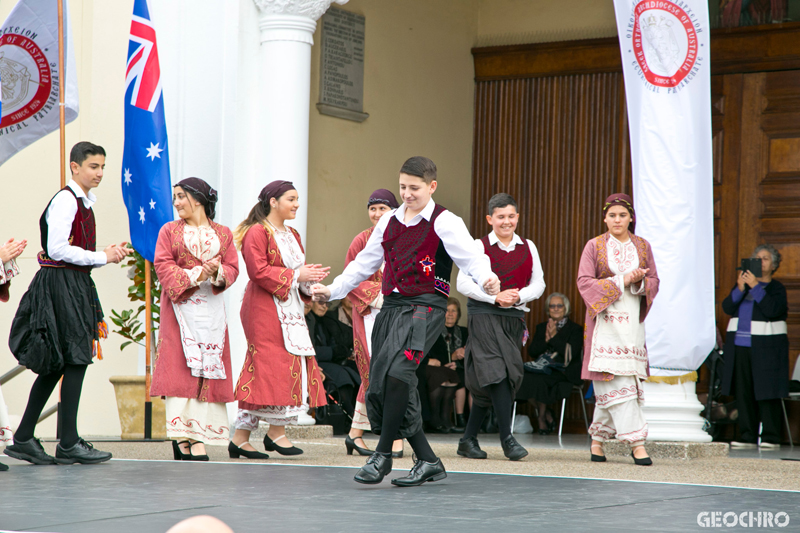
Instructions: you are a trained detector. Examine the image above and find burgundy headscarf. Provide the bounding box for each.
[258,180,296,206]
[367,188,399,209]
[603,193,635,233]
[175,177,218,219]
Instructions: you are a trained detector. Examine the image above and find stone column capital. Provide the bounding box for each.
[253,0,349,22]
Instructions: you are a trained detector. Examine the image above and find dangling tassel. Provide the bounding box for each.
[94,320,108,360]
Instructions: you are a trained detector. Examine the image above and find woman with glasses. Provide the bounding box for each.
[721,244,789,449]
[521,293,583,434]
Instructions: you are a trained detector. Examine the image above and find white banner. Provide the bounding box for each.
[613,0,715,376]
[0,0,78,166]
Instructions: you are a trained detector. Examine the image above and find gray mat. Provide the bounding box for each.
[0,460,797,532]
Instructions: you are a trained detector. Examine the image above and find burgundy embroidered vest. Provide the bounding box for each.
[480,235,532,291]
[381,204,453,298]
[39,187,97,272]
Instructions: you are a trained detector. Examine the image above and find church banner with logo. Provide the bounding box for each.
[0,0,78,167]
[613,0,715,378]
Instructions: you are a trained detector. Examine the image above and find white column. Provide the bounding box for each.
[252,0,348,242]
[642,380,712,442]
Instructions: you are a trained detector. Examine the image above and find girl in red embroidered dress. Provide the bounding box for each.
[152,178,239,461]
[577,193,659,466]
[343,189,405,457]
[230,181,330,457]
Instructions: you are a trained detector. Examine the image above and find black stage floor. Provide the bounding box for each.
[1,460,798,533]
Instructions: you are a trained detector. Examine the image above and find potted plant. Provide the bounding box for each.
[108,248,166,439]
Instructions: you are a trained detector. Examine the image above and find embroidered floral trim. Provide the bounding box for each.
[167,416,229,441]
[594,384,640,408]
[616,424,648,444]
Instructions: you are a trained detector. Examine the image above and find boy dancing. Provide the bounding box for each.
[312,156,499,486]
[456,193,545,461]
[6,142,131,465]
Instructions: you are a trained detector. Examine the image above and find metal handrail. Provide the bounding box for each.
[38,405,57,424]
[1,365,56,424]
[0,365,25,386]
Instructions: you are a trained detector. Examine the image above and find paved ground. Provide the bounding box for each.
[7,432,797,491]
[1,454,798,533]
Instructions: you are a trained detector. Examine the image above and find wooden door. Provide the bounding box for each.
[738,70,800,367]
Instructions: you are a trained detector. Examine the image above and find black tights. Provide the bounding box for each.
[375,376,436,462]
[15,364,87,448]
[462,378,514,441]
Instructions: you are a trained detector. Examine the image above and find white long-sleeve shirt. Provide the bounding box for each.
[328,199,496,301]
[45,180,107,267]
[457,231,545,312]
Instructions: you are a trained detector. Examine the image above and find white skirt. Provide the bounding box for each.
[165,397,230,446]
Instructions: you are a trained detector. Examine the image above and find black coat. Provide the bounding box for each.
[721,280,789,401]
[527,319,584,386]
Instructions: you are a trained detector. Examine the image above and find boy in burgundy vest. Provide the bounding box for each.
[313,156,499,487]
[6,142,130,466]
[456,193,545,461]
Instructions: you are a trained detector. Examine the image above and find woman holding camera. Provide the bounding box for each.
[722,244,789,449]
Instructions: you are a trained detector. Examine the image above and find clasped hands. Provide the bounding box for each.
[197,257,222,282]
[0,238,27,263]
[623,268,649,288]
[103,242,133,264]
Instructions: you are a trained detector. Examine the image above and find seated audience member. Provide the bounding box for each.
[337,296,353,327]
[520,292,583,434]
[425,297,468,433]
[305,301,360,416]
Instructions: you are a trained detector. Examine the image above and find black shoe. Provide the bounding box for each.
[457,436,488,459]
[354,452,392,484]
[264,434,303,456]
[345,435,371,456]
[391,457,447,487]
[228,441,269,459]
[4,437,56,465]
[501,435,528,461]
[0,461,8,471]
[55,439,112,465]
[391,448,404,459]
[591,442,606,462]
[631,450,653,466]
[538,428,552,436]
[188,441,209,461]
[454,414,466,431]
[172,440,191,461]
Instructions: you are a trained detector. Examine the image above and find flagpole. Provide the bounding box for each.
[144,259,152,439]
[55,0,67,438]
[57,0,66,188]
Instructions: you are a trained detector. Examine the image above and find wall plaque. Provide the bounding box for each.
[317,7,368,122]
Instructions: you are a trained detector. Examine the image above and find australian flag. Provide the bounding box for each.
[121,0,173,262]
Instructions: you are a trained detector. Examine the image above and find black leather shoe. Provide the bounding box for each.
[4,437,56,465]
[454,414,466,431]
[172,440,191,460]
[354,452,392,484]
[188,441,209,461]
[631,450,653,466]
[457,436,488,459]
[264,434,303,456]
[501,435,528,461]
[229,441,269,460]
[391,449,404,459]
[0,461,8,471]
[55,439,112,464]
[391,457,447,487]
[345,435,371,456]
